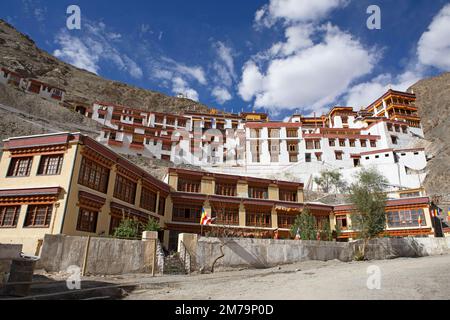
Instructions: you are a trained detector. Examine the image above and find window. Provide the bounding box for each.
[288,143,298,153]
[316,153,323,161]
[289,155,298,163]
[341,116,349,124]
[387,123,393,131]
[370,140,377,148]
[7,157,33,177]
[246,210,271,227]
[395,125,401,133]
[177,178,201,193]
[114,175,137,204]
[306,140,314,150]
[0,206,20,228]
[335,152,343,160]
[248,186,268,199]
[402,126,408,134]
[314,140,321,149]
[140,187,157,212]
[212,207,239,225]
[78,157,110,193]
[279,190,297,202]
[305,153,312,163]
[278,215,296,229]
[269,129,280,138]
[76,208,98,233]
[287,129,298,138]
[98,113,105,119]
[38,154,64,175]
[339,139,346,147]
[360,140,367,148]
[391,136,398,145]
[215,182,237,197]
[173,204,202,223]
[336,216,348,230]
[158,197,166,216]
[349,140,356,147]
[24,205,52,228]
[329,139,336,147]
[387,209,426,228]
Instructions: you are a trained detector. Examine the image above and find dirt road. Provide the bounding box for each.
[125,254,450,300]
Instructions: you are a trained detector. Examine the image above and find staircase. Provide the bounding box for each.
[163,253,187,275]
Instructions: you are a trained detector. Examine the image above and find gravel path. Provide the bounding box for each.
[123,253,450,300]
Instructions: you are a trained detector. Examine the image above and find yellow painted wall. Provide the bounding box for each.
[268,185,278,201]
[0,142,79,255]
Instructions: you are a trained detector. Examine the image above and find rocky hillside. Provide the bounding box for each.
[0,20,206,179]
[0,19,209,114]
[410,73,450,201]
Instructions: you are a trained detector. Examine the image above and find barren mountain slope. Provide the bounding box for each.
[410,72,450,200]
[0,19,209,114]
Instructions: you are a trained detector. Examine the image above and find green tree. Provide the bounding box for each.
[349,168,388,260]
[320,219,333,241]
[314,169,348,194]
[113,218,141,239]
[143,217,161,232]
[290,208,317,240]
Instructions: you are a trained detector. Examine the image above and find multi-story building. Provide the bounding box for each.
[0,132,438,254]
[87,89,427,192]
[0,132,170,254]
[0,67,66,102]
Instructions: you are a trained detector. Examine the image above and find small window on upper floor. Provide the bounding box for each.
[38,154,64,176]
[391,136,398,145]
[7,157,33,177]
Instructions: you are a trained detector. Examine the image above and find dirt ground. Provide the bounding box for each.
[124,254,450,300]
[22,253,450,300]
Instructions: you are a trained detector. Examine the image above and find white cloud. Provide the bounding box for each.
[212,87,232,104]
[54,33,100,74]
[172,77,199,101]
[211,41,236,88]
[239,24,377,112]
[255,0,348,27]
[418,4,450,71]
[345,70,422,108]
[269,24,314,57]
[159,57,207,85]
[53,21,143,79]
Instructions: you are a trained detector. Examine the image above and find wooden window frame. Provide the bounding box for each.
[37,154,64,176]
[215,182,237,197]
[140,187,157,212]
[76,208,98,233]
[248,186,269,199]
[78,157,110,193]
[114,174,137,204]
[0,206,20,228]
[246,211,272,228]
[212,207,239,225]
[172,204,202,223]
[279,190,297,202]
[24,204,53,228]
[177,178,201,193]
[7,157,33,177]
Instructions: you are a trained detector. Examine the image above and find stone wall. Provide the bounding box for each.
[188,236,450,271]
[37,235,156,275]
[0,244,23,286]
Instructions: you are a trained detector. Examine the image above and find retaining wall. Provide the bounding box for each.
[37,235,156,275]
[187,236,450,271]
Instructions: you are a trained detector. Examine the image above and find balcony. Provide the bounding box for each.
[129,142,145,150]
[108,139,123,147]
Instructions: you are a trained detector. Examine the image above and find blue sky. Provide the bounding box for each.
[2,0,450,119]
